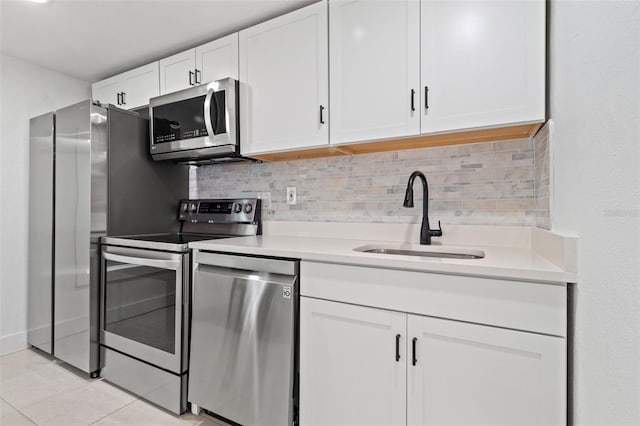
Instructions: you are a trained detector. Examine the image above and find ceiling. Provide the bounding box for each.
[0,0,313,82]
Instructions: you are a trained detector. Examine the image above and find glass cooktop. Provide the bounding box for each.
[122,233,229,244]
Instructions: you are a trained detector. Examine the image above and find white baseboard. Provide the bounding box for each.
[0,330,28,356]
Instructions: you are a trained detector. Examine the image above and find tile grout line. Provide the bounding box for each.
[1,396,38,425]
[2,350,210,426]
[87,395,142,426]
[14,368,97,414]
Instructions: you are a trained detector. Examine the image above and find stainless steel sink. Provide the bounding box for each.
[354,244,485,259]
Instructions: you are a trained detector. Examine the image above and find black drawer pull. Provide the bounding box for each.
[412,337,418,366]
[411,89,416,111]
[424,86,429,110]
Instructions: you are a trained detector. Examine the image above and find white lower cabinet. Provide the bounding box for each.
[300,298,406,426]
[300,297,565,426]
[407,315,565,426]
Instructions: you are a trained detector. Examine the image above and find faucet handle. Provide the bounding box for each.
[429,220,443,237]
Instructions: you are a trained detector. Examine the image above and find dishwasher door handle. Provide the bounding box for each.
[103,252,180,271]
[195,251,297,276]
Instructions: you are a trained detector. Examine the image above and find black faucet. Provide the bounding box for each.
[403,171,443,245]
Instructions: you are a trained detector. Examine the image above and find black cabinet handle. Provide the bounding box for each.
[424,86,429,110]
[411,89,416,111]
[189,70,194,86]
[320,105,326,124]
[412,337,417,366]
[116,92,121,105]
[121,92,126,106]
[395,334,401,362]
[195,69,201,84]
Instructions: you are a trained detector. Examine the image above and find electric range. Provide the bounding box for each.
[99,198,261,414]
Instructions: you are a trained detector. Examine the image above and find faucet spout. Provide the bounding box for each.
[403,171,442,245]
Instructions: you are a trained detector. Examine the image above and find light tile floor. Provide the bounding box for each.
[0,349,225,426]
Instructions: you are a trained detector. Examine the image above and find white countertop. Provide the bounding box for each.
[189,227,577,284]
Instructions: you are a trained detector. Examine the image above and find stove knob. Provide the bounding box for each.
[233,203,243,213]
[189,202,198,212]
[243,203,253,214]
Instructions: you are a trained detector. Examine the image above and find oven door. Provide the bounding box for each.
[101,245,189,374]
[149,78,238,157]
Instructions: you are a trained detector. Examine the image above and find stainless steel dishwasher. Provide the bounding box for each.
[188,250,299,426]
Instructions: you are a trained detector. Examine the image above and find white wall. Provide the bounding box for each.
[0,53,90,355]
[550,2,640,424]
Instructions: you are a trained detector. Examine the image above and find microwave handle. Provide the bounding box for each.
[204,88,218,137]
[103,251,180,271]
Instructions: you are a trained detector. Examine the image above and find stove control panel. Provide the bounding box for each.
[178,198,261,224]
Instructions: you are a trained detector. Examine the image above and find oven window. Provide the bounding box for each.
[104,260,176,354]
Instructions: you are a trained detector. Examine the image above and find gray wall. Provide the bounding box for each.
[550,1,640,424]
[0,53,91,355]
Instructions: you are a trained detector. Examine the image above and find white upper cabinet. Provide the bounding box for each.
[420,0,545,133]
[92,62,159,110]
[121,63,160,109]
[407,314,565,426]
[300,298,407,426]
[239,1,329,155]
[92,75,121,107]
[196,33,239,83]
[159,33,239,95]
[159,49,197,94]
[329,0,420,144]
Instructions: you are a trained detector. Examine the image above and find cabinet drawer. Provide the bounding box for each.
[301,261,566,336]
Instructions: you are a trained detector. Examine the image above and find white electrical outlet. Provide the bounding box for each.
[257,192,272,209]
[286,187,297,205]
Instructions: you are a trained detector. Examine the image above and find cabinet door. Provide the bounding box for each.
[421,0,545,133]
[239,1,328,155]
[159,49,196,95]
[196,33,239,83]
[300,298,406,426]
[407,314,565,426]
[92,74,121,106]
[329,0,420,144]
[121,62,160,109]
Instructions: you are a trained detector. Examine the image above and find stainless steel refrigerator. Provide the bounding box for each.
[28,100,188,375]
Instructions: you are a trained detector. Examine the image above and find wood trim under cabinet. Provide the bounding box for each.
[251,122,542,162]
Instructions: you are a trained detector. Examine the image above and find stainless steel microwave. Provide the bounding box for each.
[149,78,248,164]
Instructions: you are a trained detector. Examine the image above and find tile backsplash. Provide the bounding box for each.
[192,137,548,227]
[533,121,552,230]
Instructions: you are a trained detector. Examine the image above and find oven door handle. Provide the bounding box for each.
[103,252,180,271]
[204,88,217,139]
